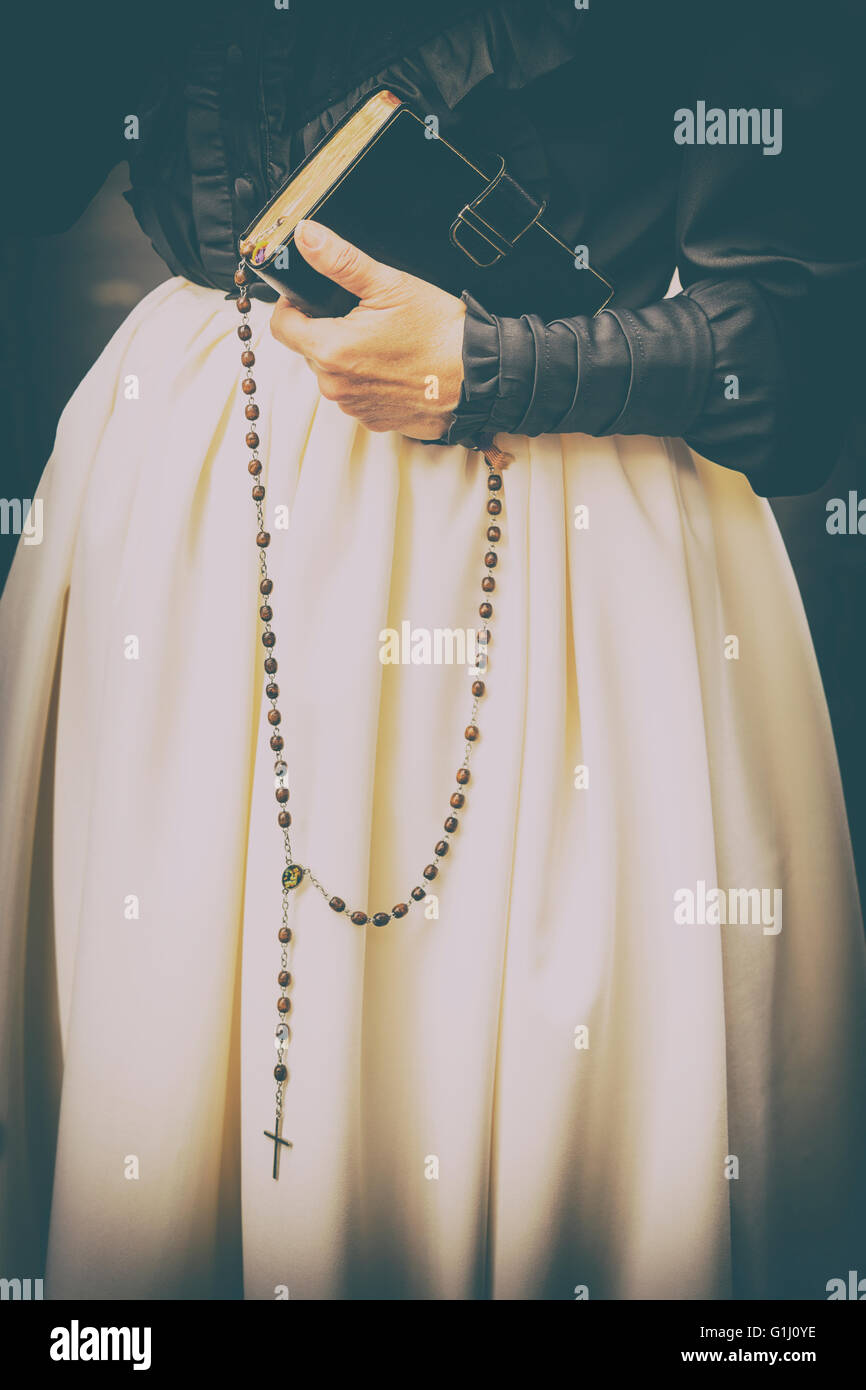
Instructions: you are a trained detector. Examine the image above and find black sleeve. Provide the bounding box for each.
[446,6,866,497]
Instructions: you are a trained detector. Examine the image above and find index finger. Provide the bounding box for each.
[270,297,336,363]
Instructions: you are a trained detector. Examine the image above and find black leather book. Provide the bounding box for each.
[239,88,613,320]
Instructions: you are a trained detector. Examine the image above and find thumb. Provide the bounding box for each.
[293,219,402,300]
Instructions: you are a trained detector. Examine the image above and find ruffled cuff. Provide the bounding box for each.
[443,291,535,447]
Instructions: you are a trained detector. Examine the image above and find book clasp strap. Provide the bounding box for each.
[449,156,547,268]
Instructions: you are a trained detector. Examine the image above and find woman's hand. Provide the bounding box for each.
[269,219,465,439]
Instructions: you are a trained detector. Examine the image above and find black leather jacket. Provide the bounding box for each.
[17,0,865,495]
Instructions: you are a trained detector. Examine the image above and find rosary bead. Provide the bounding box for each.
[264,654,277,671]
[465,725,479,741]
[241,350,255,368]
[242,378,257,395]
[238,324,252,341]
[329,896,346,913]
[245,403,260,420]
[260,578,274,595]
[260,604,273,621]
[487,497,502,515]
[245,430,260,448]
[234,267,249,286]
[477,628,490,647]
[276,787,289,804]
[256,531,271,548]
[267,709,282,726]
[278,810,291,828]
[237,296,252,314]
[266,681,279,698]
[372,912,391,926]
[484,551,498,568]
[252,485,266,502]
[434,840,449,857]
[456,768,470,785]
[351,911,368,925]
[277,996,291,1013]
[487,473,502,491]
[278,970,292,987]
[479,602,493,619]
[411,886,426,901]
[248,458,262,476]
[239,238,254,258]
[278,926,292,943]
[422,864,439,881]
[450,791,465,808]
[472,680,485,697]
[392,902,409,918]
[486,525,501,542]
[444,816,458,833]
[269,733,284,750]
[274,1063,288,1081]
[481,576,495,593]
[262,631,276,648]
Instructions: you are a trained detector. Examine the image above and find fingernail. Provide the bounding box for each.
[296,219,324,249]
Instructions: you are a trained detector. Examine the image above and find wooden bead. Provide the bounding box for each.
[264,655,277,672]
[239,238,255,258]
[262,631,276,648]
[487,473,502,491]
[252,485,265,502]
[278,970,291,987]
[465,725,479,741]
[260,578,273,595]
[267,709,281,726]
[444,816,458,833]
[372,912,391,926]
[234,267,249,286]
[238,324,252,341]
[351,911,368,925]
[245,403,259,420]
[269,733,284,751]
[411,886,426,901]
[486,525,501,542]
[241,350,255,368]
[472,680,485,697]
[477,628,490,647]
[277,810,291,828]
[242,378,257,395]
[260,605,273,621]
[276,787,289,804]
[245,430,259,448]
[277,996,291,1013]
[435,840,449,856]
[266,682,279,698]
[456,768,470,785]
[479,601,492,619]
[392,903,408,918]
[450,791,465,808]
[423,864,438,880]
[484,551,498,568]
[481,575,495,592]
[248,458,262,475]
[274,1064,288,1081]
[256,531,271,547]
[487,497,502,515]
[329,896,346,913]
[278,926,292,943]
[236,296,252,314]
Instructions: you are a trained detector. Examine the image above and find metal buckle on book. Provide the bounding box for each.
[449,157,548,268]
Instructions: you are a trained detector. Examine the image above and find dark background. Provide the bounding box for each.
[1,160,864,903]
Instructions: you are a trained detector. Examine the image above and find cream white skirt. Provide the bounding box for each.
[1,277,864,1300]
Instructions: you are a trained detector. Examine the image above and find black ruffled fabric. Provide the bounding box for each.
[19,0,866,497]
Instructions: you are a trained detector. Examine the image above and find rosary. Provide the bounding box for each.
[233,255,507,1179]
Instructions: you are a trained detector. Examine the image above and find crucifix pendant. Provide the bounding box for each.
[264,1112,292,1179]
